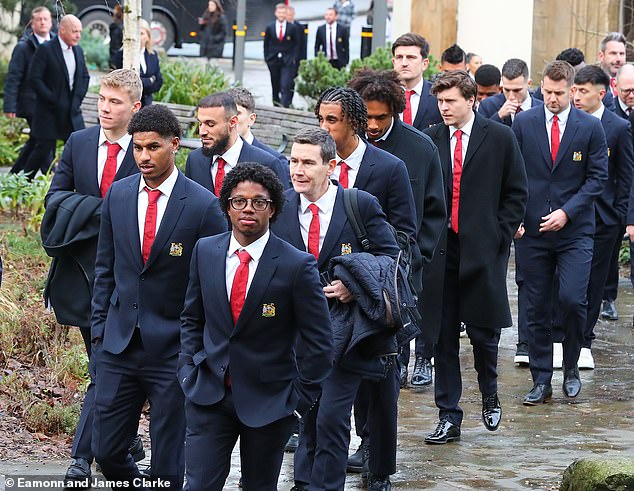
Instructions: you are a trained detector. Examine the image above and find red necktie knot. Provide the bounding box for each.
[230,249,252,325]
[338,161,350,188]
[515,106,522,114]
[145,187,161,204]
[237,249,252,264]
[214,156,226,196]
[307,203,320,260]
[101,141,121,198]
[403,89,414,125]
[142,187,162,264]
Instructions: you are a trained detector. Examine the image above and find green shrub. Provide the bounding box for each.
[80,34,110,71]
[0,115,28,166]
[0,171,51,231]
[0,58,9,95]
[155,59,228,106]
[349,46,394,74]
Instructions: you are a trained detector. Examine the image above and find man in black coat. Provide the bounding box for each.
[314,7,349,69]
[25,14,90,178]
[4,6,53,175]
[422,71,528,443]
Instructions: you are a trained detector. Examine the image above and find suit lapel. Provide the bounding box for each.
[554,108,580,169]
[115,141,137,180]
[532,109,553,169]
[412,81,429,128]
[319,185,346,269]
[53,41,70,88]
[353,144,375,190]
[285,193,306,251]
[126,175,144,269]
[86,127,101,196]
[463,114,486,167]
[212,235,233,332]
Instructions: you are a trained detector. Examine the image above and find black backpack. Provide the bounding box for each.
[342,188,422,345]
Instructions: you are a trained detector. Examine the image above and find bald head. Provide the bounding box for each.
[59,15,82,46]
[616,64,634,108]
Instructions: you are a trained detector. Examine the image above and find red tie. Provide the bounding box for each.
[516,106,522,114]
[329,27,334,60]
[339,161,350,188]
[451,130,463,234]
[611,77,618,97]
[551,115,560,165]
[403,90,413,125]
[214,157,226,196]
[307,203,320,259]
[278,23,284,41]
[230,250,252,324]
[142,188,162,264]
[101,142,120,198]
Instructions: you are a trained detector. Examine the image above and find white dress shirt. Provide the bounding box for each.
[334,137,366,188]
[545,105,570,151]
[276,20,287,39]
[211,137,244,182]
[399,78,424,124]
[618,96,631,115]
[299,181,338,253]
[591,104,605,120]
[97,129,132,186]
[58,36,76,91]
[225,230,270,299]
[449,111,475,169]
[34,32,50,44]
[367,117,394,144]
[137,166,179,250]
[139,48,147,74]
[326,22,338,60]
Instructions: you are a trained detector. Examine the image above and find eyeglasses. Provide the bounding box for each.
[228,197,272,211]
[619,88,634,94]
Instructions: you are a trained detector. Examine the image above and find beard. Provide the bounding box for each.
[201,131,231,157]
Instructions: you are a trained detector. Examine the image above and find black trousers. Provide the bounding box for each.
[601,225,624,301]
[71,326,96,462]
[266,59,296,107]
[21,137,56,178]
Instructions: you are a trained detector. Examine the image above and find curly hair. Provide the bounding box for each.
[218,162,285,222]
[315,87,368,134]
[348,68,406,116]
[128,104,181,139]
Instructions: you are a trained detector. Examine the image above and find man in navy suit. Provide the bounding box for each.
[185,92,290,193]
[599,32,626,98]
[45,69,144,485]
[513,60,608,405]
[422,71,527,444]
[272,127,399,491]
[391,33,442,131]
[314,7,349,69]
[571,65,633,368]
[25,14,89,178]
[180,162,333,491]
[263,3,301,107]
[90,105,226,487]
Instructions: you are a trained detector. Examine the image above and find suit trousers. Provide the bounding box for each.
[294,361,399,489]
[584,220,622,348]
[184,392,295,491]
[515,235,593,384]
[434,230,501,426]
[71,325,95,462]
[22,137,56,178]
[601,225,624,301]
[266,59,296,107]
[92,331,185,489]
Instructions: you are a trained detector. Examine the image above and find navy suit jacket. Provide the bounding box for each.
[251,135,289,168]
[91,172,227,357]
[29,38,89,140]
[179,232,333,427]
[272,184,399,274]
[596,108,633,225]
[263,21,300,65]
[314,22,349,67]
[535,85,615,111]
[410,79,443,131]
[113,49,163,106]
[185,141,291,193]
[478,93,543,126]
[611,100,634,224]
[513,105,608,238]
[47,126,138,202]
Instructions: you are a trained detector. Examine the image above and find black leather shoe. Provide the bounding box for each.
[514,342,529,366]
[481,393,501,431]
[285,433,299,453]
[129,434,146,463]
[399,363,408,388]
[523,384,553,405]
[346,438,369,473]
[367,474,391,491]
[600,300,618,320]
[65,458,91,488]
[411,356,432,386]
[424,419,460,444]
[563,367,582,398]
[290,485,308,491]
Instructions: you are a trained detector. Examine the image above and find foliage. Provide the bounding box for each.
[0,115,28,166]
[155,59,229,106]
[0,58,9,95]
[0,171,51,231]
[80,33,110,71]
[175,146,191,172]
[349,46,394,74]
[424,54,440,80]
[619,237,630,264]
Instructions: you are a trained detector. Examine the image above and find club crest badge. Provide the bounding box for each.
[607,147,611,157]
[341,243,352,255]
[262,303,276,317]
[169,242,183,257]
[572,151,583,162]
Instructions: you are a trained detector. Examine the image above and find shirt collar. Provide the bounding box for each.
[618,96,631,113]
[138,166,179,198]
[299,180,337,214]
[449,111,475,138]
[545,104,571,124]
[99,127,132,151]
[520,95,533,111]
[243,132,255,145]
[34,32,50,44]
[216,136,244,167]
[367,117,394,142]
[591,103,605,120]
[228,229,270,262]
[58,36,71,51]
[336,137,366,170]
[407,78,424,96]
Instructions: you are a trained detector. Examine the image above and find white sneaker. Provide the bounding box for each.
[553,343,563,369]
[578,347,595,370]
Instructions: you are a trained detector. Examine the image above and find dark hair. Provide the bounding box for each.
[227,87,256,113]
[218,162,284,221]
[315,87,368,134]
[466,52,479,63]
[198,92,237,120]
[348,68,406,117]
[542,60,575,86]
[474,64,501,86]
[293,127,336,163]
[430,70,477,100]
[501,58,529,80]
[574,65,610,90]
[556,48,585,67]
[600,32,627,52]
[128,104,181,139]
[392,32,430,59]
[441,44,466,64]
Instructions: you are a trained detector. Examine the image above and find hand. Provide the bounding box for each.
[626,224,634,241]
[497,99,520,119]
[323,279,354,303]
[4,112,16,118]
[539,209,569,232]
[92,336,102,344]
[514,224,525,239]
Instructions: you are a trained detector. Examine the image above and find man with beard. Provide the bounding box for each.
[185,92,291,194]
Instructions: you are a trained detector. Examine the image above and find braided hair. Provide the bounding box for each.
[348,69,406,117]
[315,87,368,134]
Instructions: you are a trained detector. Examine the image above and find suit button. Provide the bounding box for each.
[140,276,145,281]
[132,303,138,309]
[220,366,225,372]
[439,249,446,255]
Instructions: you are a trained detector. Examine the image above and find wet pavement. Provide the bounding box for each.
[1,254,633,489]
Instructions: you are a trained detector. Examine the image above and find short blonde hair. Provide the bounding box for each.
[140,19,154,54]
[101,69,143,103]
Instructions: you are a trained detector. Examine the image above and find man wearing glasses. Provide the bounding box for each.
[179,162,333,491]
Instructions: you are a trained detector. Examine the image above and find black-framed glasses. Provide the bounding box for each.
[228,197,273,211]
[620,88,634,95]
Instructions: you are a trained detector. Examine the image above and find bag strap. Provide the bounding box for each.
[342,188,371,251]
